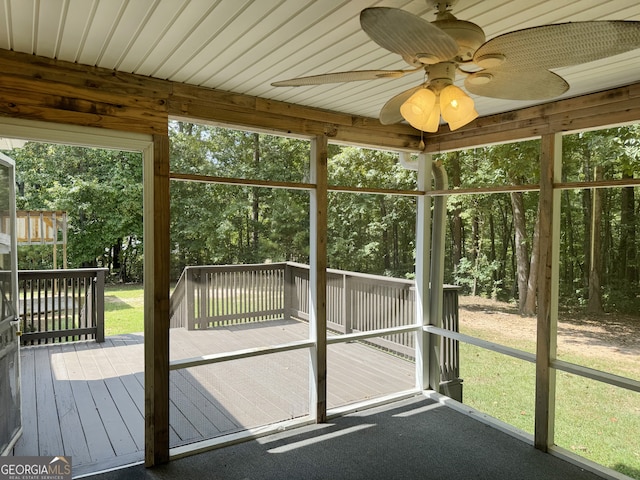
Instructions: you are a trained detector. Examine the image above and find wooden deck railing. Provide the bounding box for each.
[169,262,461,386]
[18,268,107,345]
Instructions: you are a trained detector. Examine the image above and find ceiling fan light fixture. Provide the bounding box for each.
[447,106,478,130]
[423,102,441,132]
[440,84,477,129]
[400,87,437,129]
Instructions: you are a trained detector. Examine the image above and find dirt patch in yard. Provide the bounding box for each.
[458,296,640,367]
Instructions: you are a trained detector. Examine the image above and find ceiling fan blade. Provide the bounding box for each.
[360,7,458,65]
[271,68,417,87]
[465,68,569,100]
[474,21,640,70]
[379,85,424,125]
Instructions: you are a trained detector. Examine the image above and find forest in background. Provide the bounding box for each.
[6,120,639,316]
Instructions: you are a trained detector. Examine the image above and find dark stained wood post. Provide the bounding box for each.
[310,134,328,423]
[95,268,105,343]
[145,134,171,466]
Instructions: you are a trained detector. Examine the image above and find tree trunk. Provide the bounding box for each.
[380,197,390,270]
[587,166,604,314]
[523,207,540,315]
[489,212,497,299]
[252,133,260,257]
[562,188,576,297]
[510,191,530,313]
[582,158,592,291]
[393,221,399,271]
[620,178,637,283]
[472,210,480,296]
[450,152,463,269]
[113,238,122,270]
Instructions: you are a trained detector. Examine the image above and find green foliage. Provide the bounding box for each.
[454,256,503,299]
[169,122,311,277]
[11,143,143,280]
[327,146,417,277]
[8,121,640,314]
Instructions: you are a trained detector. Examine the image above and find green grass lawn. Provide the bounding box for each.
[460,323,640,479]
[103,286,639,478]
[104,283,144,336]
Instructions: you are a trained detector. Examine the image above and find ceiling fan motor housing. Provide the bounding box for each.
[433,13,486,61]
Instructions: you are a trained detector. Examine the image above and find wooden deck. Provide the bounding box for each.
[13,319,415,477]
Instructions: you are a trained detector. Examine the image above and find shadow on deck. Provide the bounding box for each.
[87,395,604,480]
[14,319,416,477]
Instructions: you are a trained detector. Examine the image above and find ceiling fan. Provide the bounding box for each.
[271,1,640,133]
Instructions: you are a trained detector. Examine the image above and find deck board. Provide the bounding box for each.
[50,344,92,463]
[59,342,116,463]
[13,320,415,476]
[34,347,64,455]
[14,348,38,455]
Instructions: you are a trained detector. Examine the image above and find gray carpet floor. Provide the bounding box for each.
[85,395,604,480]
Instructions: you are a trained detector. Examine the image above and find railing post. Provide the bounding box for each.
[440,287,462,401]
[186,267,196,330]
[199,268,207,329]
[342,273,352,334]
[95,268,105,343]
[283,263,293,322]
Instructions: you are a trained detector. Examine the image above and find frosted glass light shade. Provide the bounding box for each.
[440,85,478,130]
[422,102,441,132]
[447,107,479,130]
[400,88,437,131]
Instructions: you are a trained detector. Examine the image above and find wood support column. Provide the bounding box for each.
[310,134,328,422]
[534,133,561,451]
[144,133,171,466]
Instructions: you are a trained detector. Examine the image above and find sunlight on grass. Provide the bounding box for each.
[104,284,144,336]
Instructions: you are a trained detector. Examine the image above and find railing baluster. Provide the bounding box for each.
[17,268,106,344]
[166,262,460,392]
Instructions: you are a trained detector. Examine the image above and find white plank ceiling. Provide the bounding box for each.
[1,0,640,122]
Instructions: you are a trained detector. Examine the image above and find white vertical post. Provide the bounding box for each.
[415,153,433,391]
[309,134,328,422]
[429,163,448,391]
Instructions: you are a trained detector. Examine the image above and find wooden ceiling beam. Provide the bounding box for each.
[1,48,640,152]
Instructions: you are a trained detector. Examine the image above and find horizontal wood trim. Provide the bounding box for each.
[556,178,640,190]
[170,82,421,150]
[170,172,315,191]
[169,97,421,151]
[0,100,164,136]
[0,85,167,135]
[328,184,423,196]
[0,49,171,99]
[0,73,167,113]
[428,184,540,196]
[426,177,640,197]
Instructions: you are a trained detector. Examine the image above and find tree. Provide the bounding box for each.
[11,143,143,280]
